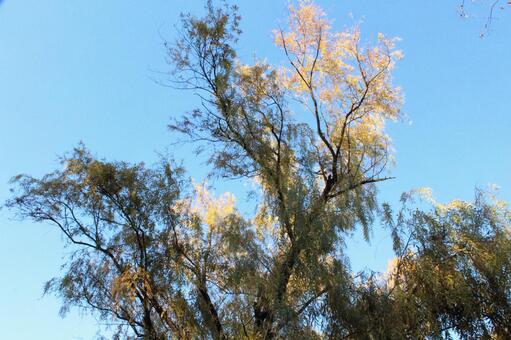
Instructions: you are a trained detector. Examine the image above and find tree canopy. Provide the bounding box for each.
[6,1,511,339]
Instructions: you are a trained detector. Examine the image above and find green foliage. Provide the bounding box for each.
[5,1,511,339]
[385,190,511,338]
[7,146,188,338]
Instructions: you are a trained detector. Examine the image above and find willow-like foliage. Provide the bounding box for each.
[6,1,511,339]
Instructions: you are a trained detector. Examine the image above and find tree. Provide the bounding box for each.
[7,147,187,338]
[6,1,511,339]
[383,189,511,338]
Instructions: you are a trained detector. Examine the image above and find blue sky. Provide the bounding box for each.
[0,1,509,338]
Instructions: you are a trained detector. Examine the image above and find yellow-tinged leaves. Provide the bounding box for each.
[111,266,153,311]
[191,183,236,228]
[253,203,279,240]
[171,182,236,229]
[272,0,402,185]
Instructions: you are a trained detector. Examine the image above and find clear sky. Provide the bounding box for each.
[0,1,509,339]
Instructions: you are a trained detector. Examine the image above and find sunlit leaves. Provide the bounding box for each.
[5,1,511,339]
[275,1,402,173]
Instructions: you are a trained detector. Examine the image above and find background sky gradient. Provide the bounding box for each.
[1,1,510,338]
